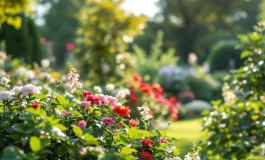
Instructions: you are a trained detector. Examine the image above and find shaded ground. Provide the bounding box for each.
[166,118,203,157]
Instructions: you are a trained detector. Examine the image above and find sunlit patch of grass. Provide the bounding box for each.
[166,118,203,158]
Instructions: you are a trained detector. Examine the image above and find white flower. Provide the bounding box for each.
[41,59,50,68]
[67,64,83,94]
[54,108,62,116]
[24,70,35,80]
[12,86,22,93]
[52,127,66,137]
[105,84,115,91]
[116,90,126,99]
[184,153,192,160]
[0,91,14,101]
[188,53,197,64]
[14,67,27,77]
[20,84,41,96]
[1,77,10,86]
[261,143,265,149]
[93,86,102,93]
[138,105,152,120]
[41,72,52,79]
[222,83,236,105]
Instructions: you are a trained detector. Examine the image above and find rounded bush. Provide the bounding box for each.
[184,100,212,115]
[186,74,219,101]
[208,40,244,72]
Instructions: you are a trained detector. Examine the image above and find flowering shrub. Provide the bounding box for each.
[0,65,200,160]
[125,73,181,128]
[201,22,265,159]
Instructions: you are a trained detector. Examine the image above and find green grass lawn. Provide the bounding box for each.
[166,118,203,158]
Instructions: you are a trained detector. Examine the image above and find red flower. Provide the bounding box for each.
[140,83,153,95]
[118,121,124,126]
[151,84,164,93]
[141,139,155,148]
[140,152,152,160]
[113,106,131,117]
[86,95,100,104]
[17,142,22,147]
[32,103,40,109]
[133,73,142,83]
[82,91,93,98]
[171,114,178,121]
[129,119,138,127]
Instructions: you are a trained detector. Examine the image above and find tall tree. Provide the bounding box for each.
[157,0,259,62]
[0,14,43,64]
[0,0,36,29]
[76,0,147,84]
[42,0,84,68]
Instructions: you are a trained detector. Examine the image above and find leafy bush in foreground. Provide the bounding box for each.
[202,22,265,159]
[0,64,200,160]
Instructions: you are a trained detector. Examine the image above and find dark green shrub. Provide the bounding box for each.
[208,40,244,72]
[184,100,212,115]
[0,15,43,65]
[186,73,219,101]
[202,22,265,159]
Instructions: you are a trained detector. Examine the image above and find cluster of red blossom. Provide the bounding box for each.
[126,73,181,120]
[81,91,139,127]
[140,138,168,160]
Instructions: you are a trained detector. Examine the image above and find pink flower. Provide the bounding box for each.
[61,110,67,115]
[80,100,91,107]
[159,137,168,143]
[78,120,86,130]
[102,117,115,128]
[66,43,75,50]
[107,96,117,107]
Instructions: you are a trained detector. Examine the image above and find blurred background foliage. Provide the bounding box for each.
[2,0,265,158]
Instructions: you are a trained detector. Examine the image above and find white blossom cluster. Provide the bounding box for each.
[0,83,41,101]
[66,64,82,94]
[1,77,10,88]
[138,105,152,120]
[222,83,236,105]
[13,67,36,81]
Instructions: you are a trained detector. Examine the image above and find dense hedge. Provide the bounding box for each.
[0,15,43,65]
[208,40,244,72]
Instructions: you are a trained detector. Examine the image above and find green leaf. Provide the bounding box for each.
[241,51,252,59]
[128,127,138,140]
[119,134,130,144]
[72,125,83,137]
[120,147,137,155]
[56,95,69,106]
[83,128,92,135]
[30,136,41,152]
[57,144,68,156]
[0,146,25,160]
[54,124,67,131]
[83,133,98,145]
[40,139,50,149]
[140,130,156,138]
